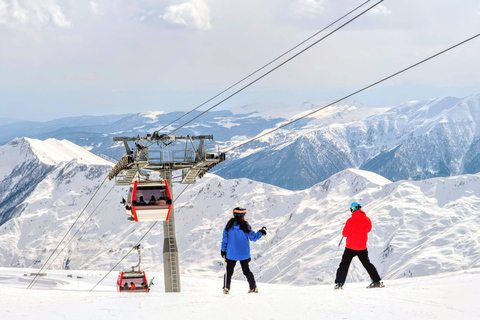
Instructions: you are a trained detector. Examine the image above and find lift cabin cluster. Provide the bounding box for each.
[108,133,225,223]
[108,132,225,293]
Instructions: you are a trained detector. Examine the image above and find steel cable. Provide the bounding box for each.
[27,175,110,289]
[166,0,384,136]
[223,32,480,154]
[89,183,191,292]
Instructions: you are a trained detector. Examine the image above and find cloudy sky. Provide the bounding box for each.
[0,0,479,121]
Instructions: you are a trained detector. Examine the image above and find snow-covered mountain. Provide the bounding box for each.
[0,138,116,267]
[0,138,113,226]
[2,94,480,191]
[1,137,479,287]
[215,94,480,189]
[0,109,288,161]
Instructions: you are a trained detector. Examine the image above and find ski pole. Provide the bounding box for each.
[322,236,344,283]
[264,235,285,279]
[223,258,227,290]
[333,236,344,262]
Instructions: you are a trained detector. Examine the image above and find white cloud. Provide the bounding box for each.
[90,2,99,15]
[291,0,325,18]
[369,4,392,15]
[44,0,70,27]
[161,0,211,31]
[0,1,7,24]
[0,0,70,28]
[473,10,480,18]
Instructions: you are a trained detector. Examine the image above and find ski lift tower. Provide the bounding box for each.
[108,132,226,292]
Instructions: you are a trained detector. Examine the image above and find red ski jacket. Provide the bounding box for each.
[342,209,372,250]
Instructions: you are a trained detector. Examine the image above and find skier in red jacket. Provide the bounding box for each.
[334,202,383,289]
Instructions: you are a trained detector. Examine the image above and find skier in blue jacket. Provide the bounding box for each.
[221,207,266,294]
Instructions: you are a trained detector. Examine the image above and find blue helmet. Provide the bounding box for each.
[350,202,361,212]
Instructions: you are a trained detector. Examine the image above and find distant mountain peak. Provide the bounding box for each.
[11,137,113,167]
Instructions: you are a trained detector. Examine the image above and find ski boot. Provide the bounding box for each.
[367,281,384,288]
[334,283,343,290]
[223,287,230,295]
[248,287,258,293]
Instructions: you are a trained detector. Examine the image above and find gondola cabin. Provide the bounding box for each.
[116,271,149,292]
[125,180,172,222]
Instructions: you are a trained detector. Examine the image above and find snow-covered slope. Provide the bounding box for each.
[173,170,480,285]
[0,138,479,288]
[1,267,480,320]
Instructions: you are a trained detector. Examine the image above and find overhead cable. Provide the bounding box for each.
[224,32,480,153]
[166,0,384,135]
[152,0,373,135]
[41,185,116,274]
[89,183,191,292]
[27,176,110,289]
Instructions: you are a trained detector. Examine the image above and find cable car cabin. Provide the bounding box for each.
[125,180,172,222]
[117,271,149,292]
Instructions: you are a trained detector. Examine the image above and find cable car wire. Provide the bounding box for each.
[223,32,480,154]
[151,0,373,135]
[42,185,116,273]
[89,183,191,292]
[166,0,384,136]
[27,176,110,289]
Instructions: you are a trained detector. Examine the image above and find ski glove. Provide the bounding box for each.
[259,226,267,236]
[221,251,226,258]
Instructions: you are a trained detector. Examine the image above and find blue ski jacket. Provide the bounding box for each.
[221,221,263,261]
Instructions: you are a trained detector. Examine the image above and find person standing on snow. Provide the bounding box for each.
[334,202,383,289]
[221,207,267,294]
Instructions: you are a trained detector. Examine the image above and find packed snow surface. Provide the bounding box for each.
[0,267,479,320]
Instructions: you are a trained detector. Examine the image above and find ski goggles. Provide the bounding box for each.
[233,208,247,216]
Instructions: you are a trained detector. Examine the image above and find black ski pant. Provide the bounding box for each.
[335,248,381,284]
[224,258,256,290]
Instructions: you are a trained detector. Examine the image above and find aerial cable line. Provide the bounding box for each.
[223,32,480,154]
[89,184,191,292]
[166,0,384,136]
[41,185,116,274]
[27,176,110,289]
[152,0,373,135]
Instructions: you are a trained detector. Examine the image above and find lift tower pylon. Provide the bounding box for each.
[108,133,226,292]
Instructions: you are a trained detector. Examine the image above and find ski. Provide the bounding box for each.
[366,281,384,288]
[148,277,155,290]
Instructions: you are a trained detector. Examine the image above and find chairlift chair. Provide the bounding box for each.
[124,180,172,222]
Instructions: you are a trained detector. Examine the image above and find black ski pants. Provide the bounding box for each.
[224,258,256,290]
[335,248,381,284]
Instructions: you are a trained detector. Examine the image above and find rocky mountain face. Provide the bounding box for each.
[0,137,479,286]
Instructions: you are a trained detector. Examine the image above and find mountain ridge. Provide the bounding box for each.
[1,138,479,287]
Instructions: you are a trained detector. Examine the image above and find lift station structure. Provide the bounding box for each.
[108,132,226,292]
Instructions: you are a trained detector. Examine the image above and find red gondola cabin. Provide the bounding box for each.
[116,271,149,292]
[125,180,172,222]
